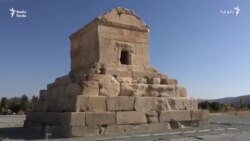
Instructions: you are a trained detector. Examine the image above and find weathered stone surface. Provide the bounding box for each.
[86,112,116,126]
[159,110,191,122]
[55,75,72,86]
[190,98,198,110]
[33,101,50,112]
[159,73,168,79]
[161,79,178,85]
[134,97,158,111]
[70,126,97,137]
[132,71,148,78]
[149,84,176,97]
[99,82,120,96]
[191,110,209,121]
[47,83,54,89]
[87,74,118,83]
[168,98,198,110]
[76,96,106,112]
[65,82,81,96]
[134,97,171,112]
[116,77,133,83]
[81,81,99,96]
[39,90,49,100]
[175,86,187,97]
[120,83,148,96]
[116,111,147,125]
[69,112,86,126]
[26,112,85,126]
[50,86,65,99]
[137,78,147,84]
[103,68,133,77]
[147,77,161,84]
[49,96,77,112]
[145,111,158,123]
[106,96,135,111]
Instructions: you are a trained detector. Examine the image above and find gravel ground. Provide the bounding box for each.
[1,114,250,141]
[0,115,24,128]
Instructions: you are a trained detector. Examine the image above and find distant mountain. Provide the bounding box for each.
[198,95,250,107]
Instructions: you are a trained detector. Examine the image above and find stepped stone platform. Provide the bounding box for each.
[24,7,208,137]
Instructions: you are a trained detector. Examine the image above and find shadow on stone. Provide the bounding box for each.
[0,127,45,140]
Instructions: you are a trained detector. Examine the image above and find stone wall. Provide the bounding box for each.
[98,25,149,67]
[70,21,99,74]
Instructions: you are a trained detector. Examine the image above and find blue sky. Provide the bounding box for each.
[0,0,250,99]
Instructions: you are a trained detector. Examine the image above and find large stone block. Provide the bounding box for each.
[99,82,120,96]
[190,98,198,110]
[159,110,191,122]
[161,79,177,85]
[104,68,133,77]
[136,78,147,84]
[68,112,86,126]
[132,71,148,78]
[48,96,77,112]
[168,98,198,110]
[120,83,148,96]
[86,112,116,126]
[54,75,72,86]
[25,112,85,127]
[87,74,118,83]
[65,82,81,96]
[62,96,78,112]
[33,101,50,112]
[81,81,99,96]
[106,96,135,111]
[191,110,209,121]
[76,96,106,112]
[145,111,158,123]
[39,90,50,100]
[70,126,97,137]
[175,86,187,97]
[116,111,147,125]
[134,97,171,112]
[116,77,133,83]
[147,77,161,84]
[148,84,176,97]
[50,86,65,99]
[47,83,54,89]
[134,97,158,111]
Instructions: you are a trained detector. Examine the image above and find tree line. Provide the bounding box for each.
[199,99,250,112]
[0,94,38,114]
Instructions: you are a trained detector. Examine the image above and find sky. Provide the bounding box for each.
[0,0,250,99]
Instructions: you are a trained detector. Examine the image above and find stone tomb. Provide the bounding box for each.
[24,7,208,137]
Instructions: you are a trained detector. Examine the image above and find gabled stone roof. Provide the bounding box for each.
[70,7,149,40]
[97,7,149,29]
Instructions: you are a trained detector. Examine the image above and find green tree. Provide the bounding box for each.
[20,94,32,112]
[247,104,250,109]
[239,97,246,108]
[9,97,21,113]
[198,101,210,109]
[0,97,9,111]
[210,102,222,111]
[31,95,39,102]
